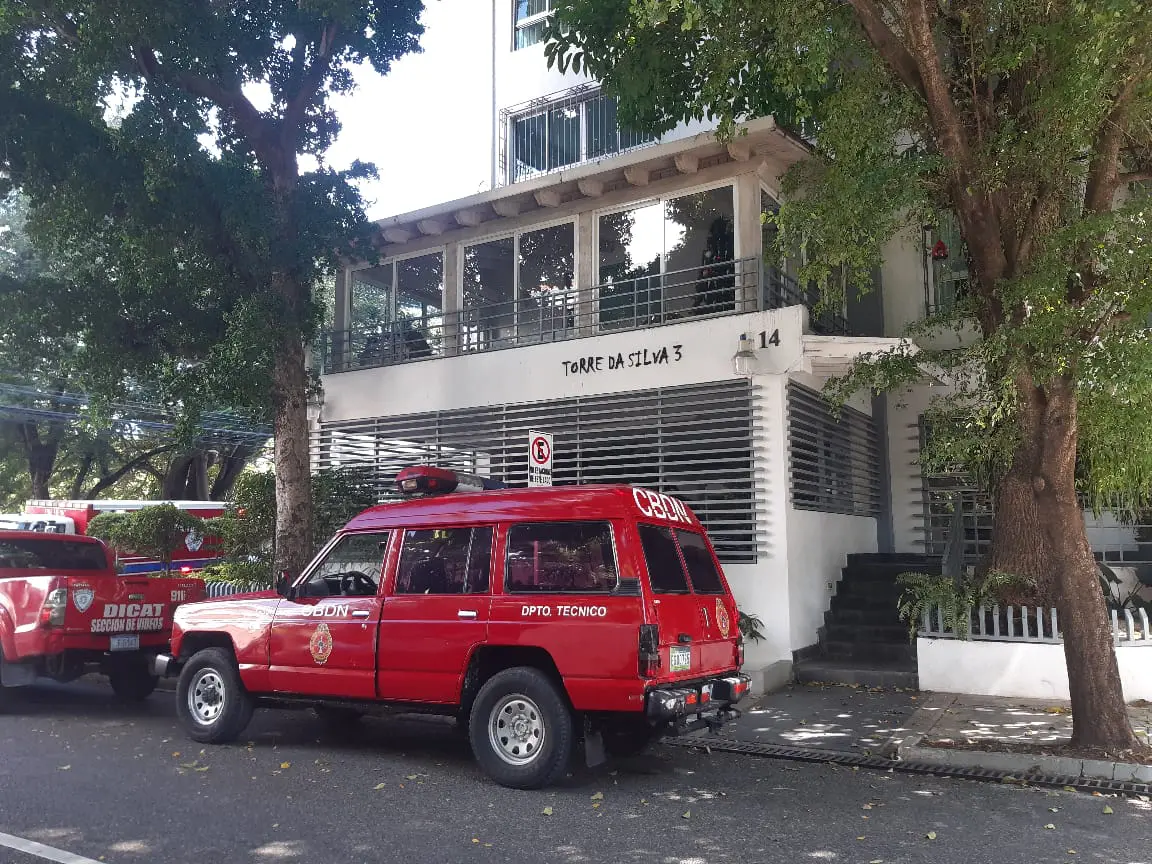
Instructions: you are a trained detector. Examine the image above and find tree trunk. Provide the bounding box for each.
[162,453,195,499]
[209,444,254,501]
[271,327,312,576]
[1032,379,1142,752]
[20,422,61,500]
[980,374,1057,605]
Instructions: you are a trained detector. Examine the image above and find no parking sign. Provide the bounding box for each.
[528,430,553,487]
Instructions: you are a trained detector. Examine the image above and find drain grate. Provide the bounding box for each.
[663,736,1152,797]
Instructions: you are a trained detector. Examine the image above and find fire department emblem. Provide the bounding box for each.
[72,586,94,613]
[185,531,204,553]
[715,598,731,638]
[309,622,333,665]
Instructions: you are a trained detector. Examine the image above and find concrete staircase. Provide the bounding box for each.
[793,553,941,689]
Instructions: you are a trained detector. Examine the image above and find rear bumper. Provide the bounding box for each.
[645,673,751,732]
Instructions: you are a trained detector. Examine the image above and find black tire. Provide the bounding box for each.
[468,666,573,789]
[175,647,254,744]
[603,719,656,758]
[313,704,363,732]
[108,657,159,702]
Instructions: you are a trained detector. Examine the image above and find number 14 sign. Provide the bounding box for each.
[528,430,553,487]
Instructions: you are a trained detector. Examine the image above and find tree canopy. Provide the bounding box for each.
[0,1,426,572]
[548,0,1152,751]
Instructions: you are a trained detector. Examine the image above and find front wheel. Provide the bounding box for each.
[175,647,254,744]
[468,666,573,789]
[108,657,159,702]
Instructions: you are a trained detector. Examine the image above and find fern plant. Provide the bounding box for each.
[897,570,1028,639]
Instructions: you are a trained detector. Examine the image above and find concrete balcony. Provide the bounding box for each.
[320,260,850,375]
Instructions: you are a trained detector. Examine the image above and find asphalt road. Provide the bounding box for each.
[0,681,1149,864]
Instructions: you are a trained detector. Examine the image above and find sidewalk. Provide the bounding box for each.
[717,683,1152,784]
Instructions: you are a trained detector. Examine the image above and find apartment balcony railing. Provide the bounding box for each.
[763,267,850,336]
[320,258,848,374]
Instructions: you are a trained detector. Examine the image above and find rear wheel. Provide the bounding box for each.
[176,647,254,744]
[108,656,159,702]
[469,666,573,789]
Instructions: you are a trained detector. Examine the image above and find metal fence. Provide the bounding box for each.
[919,603,1152,646]
[498,84,658,186]
[764,267,850,336]
[320,257,761,373]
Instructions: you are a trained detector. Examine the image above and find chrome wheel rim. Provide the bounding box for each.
[488,693,545,766]
[188,669,225,726]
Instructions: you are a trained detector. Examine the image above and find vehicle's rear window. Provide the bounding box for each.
[505,521,618,593]
[0,539,107,571]
[676,530,725,594]
[638,524,690,594]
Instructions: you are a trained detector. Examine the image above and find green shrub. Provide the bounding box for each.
[738,610,765,643]
[88,505,208,575]
[896,570,1028,639]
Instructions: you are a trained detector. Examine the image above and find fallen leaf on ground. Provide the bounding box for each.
[1103,806,1114,814]
[591,791,604,801]
[373,783,386,791]
[58,765,71,771]
[542,806,553,816]
[926,832,937,840]
[280,762,291,769]
[1045,824,1056,830]
[1063,786,1077,792]
[682,810,691,819]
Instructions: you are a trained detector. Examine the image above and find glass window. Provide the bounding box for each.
[467,527,494,594]
[396,253,443,359]
[505,522,618,593]
[395,528,493,596]
[596,203,663,329]
[350,265,392,330]
[675,530,726,594]
[0,538,107,571]
[463,237,516,351]
[301,532,390,598]
[664,187,735,315]
[514,0,553,50]
[637,525,689,594]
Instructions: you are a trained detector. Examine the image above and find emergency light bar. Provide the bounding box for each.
[395,466,507,496]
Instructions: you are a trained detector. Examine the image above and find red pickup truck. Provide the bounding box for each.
[159,469,751,788]
[0,531,205,704]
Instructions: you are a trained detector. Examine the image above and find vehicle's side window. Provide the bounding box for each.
[466,527,494,594]
[300,532,390,598]
[676,530,726,594]
[395,527,492,595]
[505,521,619,593]
[637,524,690,594]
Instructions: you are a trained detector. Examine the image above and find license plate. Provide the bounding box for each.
[670,646,691,672]
[110,634,139,652]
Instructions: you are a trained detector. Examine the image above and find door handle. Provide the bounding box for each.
[457,610,478,619]
[352,610,371,618]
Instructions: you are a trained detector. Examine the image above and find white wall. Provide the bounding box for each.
[787,510,878,649]
[918,638,1152,701]
[725,376,793,672]
[884,384,939,554]
[323,306,806,421]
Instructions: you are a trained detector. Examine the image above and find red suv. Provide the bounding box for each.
[157,469,750,788]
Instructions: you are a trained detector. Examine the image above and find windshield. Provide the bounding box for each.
[0,538,108,571]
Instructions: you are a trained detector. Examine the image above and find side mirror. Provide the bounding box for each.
[275,570,296,600]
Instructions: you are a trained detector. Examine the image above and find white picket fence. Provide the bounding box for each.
[918,604,1152,646]
[203,580,249,599]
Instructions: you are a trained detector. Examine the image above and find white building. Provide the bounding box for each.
[312,1,1149,691]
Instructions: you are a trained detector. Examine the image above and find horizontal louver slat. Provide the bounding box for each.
[313,380,759,563]
[787,381,881,518]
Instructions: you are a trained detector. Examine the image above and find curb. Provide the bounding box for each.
[664,736,1152,797]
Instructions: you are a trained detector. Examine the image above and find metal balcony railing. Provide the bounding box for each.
[320,257,761,373]
[763,267,850,336]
